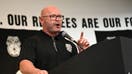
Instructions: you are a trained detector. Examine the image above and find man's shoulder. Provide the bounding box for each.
[23,30,42,41]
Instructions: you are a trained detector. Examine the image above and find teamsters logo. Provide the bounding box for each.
[65,44,72,53]
[6,36,21,57]
[128,72,131,74]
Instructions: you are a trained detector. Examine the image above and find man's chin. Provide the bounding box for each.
[55,29,61,32]
[51,30,61,33]
[54,30,61,33]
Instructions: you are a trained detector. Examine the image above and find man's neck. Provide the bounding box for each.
[42,30,59,37]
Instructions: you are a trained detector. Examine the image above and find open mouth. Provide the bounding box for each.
[55,23,61,28]
[55,24,60,26]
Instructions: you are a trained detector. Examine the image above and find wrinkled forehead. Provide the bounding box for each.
[41,6,61,16]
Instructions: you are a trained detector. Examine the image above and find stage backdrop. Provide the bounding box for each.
[0,0,132,74]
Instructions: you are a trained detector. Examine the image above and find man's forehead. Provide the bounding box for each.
[41,6,61,15]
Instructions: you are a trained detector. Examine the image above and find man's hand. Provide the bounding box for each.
[33,69,48,74]
[77,32,89,52]
[19,60,48,74]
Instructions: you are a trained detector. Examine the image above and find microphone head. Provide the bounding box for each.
[61,31,73,40]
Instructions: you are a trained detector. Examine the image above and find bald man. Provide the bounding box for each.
[19,6,89,74]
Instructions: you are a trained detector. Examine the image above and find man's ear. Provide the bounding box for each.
[39,16,43,26]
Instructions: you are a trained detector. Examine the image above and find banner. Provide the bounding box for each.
[0,0,132,74]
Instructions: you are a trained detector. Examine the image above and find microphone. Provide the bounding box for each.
[61,31,73,40]
[61,31,77,43]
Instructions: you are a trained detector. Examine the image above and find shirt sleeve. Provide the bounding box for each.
[19,37,37,63]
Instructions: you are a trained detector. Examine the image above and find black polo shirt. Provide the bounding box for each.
[19,31,78,71]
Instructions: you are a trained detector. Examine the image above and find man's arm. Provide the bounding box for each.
[19,60,48,74]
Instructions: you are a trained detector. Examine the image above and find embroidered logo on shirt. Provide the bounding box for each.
[65,44,72,53]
